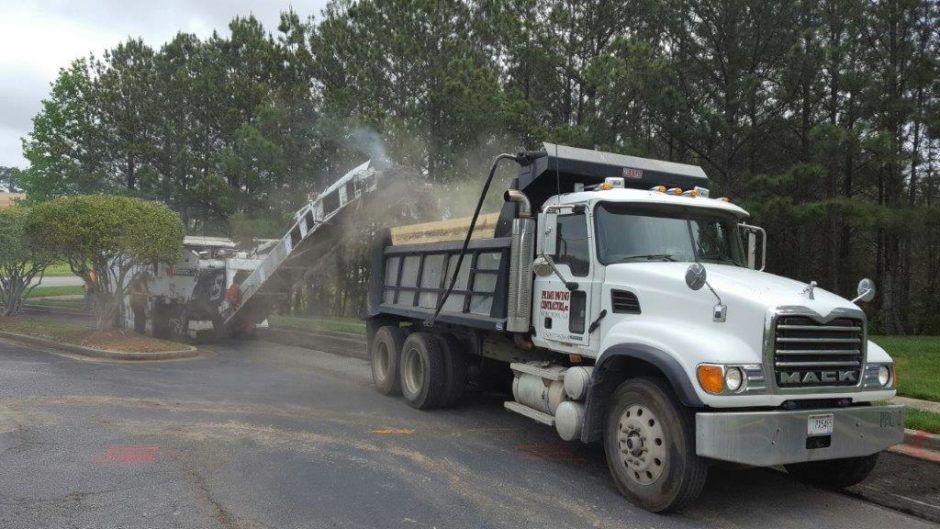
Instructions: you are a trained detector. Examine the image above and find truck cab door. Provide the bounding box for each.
[533,208,595,350]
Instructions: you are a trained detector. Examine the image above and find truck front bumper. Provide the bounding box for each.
[695,405,905,466]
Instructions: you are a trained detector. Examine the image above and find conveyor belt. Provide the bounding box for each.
[221,161,379,332]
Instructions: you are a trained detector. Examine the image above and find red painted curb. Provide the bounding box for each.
[904,428,940,452]
[889,443,940,464]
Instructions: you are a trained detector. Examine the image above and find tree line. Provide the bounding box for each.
[15,0,940,334]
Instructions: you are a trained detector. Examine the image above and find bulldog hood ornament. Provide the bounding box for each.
[801,280,817,300]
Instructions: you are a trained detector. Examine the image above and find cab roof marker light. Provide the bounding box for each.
[666,187,682,195]
[682,189,698,198]
[604,177,625,189]
[694,186,710,198]
[650,185,666,193]
[718,196,731,202]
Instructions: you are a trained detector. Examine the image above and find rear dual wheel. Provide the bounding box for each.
[370,326,467,409]
[371,326,406,396]
[434,333,468,408]
[400,332,447,409]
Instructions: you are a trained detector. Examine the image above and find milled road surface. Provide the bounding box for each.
[0,337,936,529]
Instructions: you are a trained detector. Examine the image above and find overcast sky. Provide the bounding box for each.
[0,0,330,168]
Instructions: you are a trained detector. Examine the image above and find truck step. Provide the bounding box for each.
[504,401,555,426]
[509,362,566,381]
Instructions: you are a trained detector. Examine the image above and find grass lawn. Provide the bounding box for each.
[26,285,84,298]
[43,262,76,277]
[23,296,86,311]
[0,318,88,339]
[268,315,365,336]
[0,316,186,353]
[906,409,940,434]
[871,335,940,402]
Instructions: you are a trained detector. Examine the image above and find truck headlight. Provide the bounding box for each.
[725,367,743,392]
[877,365,891,387]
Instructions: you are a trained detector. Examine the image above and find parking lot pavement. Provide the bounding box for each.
[0,337,936,529]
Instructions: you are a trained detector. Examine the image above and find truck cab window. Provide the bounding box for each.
[594,204,745,267]
[556,213,590,277]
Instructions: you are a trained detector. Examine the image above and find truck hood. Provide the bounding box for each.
[606,262,854,318]
[689,264,850,315]
[601,263,866,364]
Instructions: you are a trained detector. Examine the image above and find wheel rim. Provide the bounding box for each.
[402,346,423,395]
[374,341,390,379]
[617,404,667,486]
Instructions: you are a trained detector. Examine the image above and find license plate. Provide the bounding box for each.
[807,414,834,436]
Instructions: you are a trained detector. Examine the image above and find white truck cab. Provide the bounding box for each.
[532,185,895,404]
[367,143,905,513]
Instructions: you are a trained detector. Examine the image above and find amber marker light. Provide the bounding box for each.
[697,364,724,394]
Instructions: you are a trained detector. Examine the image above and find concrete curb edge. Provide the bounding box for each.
[902,428,940,453]
[0,330,199,361]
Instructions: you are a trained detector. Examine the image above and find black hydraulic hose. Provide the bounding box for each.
[424,152,518,326]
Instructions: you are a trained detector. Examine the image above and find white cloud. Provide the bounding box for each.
[0,0,329,168]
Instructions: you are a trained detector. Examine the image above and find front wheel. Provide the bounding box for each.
[785,454,879,489]
[603,377,707,513]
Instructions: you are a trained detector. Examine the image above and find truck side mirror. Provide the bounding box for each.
[541,213,557,256]
[853,278,876,303]
[739,223,767,271]
[685,263,707,290]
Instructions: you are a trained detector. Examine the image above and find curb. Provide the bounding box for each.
[890,428,940,464]
[22,305,89,317]
[0,331,199,361]
[904,428,940,452]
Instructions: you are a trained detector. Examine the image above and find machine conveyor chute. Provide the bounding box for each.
[221,161,379,332]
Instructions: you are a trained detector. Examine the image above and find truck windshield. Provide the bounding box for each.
[595,203,746,266]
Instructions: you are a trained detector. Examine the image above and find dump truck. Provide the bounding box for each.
[365,143,904,512]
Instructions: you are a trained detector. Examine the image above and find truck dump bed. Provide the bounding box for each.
[374,227,513,331]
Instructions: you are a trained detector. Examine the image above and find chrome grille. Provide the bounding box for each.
[773,315,864,388]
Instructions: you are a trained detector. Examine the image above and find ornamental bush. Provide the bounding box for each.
[0,206,54,315]
[25,195,184,328]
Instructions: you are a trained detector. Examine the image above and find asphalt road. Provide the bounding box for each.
[0,337,936,529]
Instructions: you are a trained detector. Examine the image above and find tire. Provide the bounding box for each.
[210,316,228,341]
[785,453,879,489]
[434,334,468,408]
[151,303,173,339]
[399,332,446,409]
[603,377,708,513]
[371,326,406,396]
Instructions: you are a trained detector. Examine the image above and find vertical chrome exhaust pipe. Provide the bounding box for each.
[504,189,532,219]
